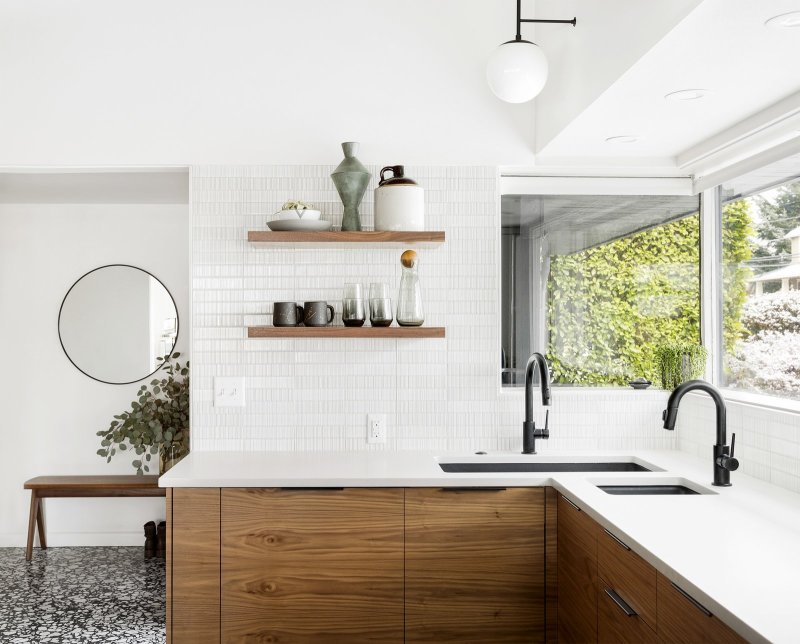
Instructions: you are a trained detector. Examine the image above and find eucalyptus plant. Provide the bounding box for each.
[96,352,189,475]
[655,344,707,390]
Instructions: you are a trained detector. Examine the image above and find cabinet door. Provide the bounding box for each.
[405,487,545,643]
[597,526,657,629]
[598,583,657,644]
[221,488,404,643]
[557,493,598,644]
[657,574,747,644]
[170,488,221,644]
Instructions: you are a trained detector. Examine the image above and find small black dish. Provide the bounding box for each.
[628,378,652,390]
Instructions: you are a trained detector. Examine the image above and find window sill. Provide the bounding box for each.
[499,385,669,398]
[714,388,800,415]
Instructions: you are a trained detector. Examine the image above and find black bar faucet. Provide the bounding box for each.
[662,379,739,486]
[523,353,551,454]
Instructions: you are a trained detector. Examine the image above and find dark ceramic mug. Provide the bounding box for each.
[303,301,335,327]
[273,302,304,327]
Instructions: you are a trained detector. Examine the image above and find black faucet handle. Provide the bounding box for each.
[716,434,740,473]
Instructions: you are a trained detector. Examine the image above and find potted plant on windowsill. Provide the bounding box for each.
[654,343,707,389]
[96,352,189,475]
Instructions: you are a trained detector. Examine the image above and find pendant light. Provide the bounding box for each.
[486,0,576,103]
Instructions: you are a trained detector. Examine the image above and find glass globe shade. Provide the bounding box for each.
[486,40,549,103]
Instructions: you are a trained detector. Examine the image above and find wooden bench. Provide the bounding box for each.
[23,475,165,561]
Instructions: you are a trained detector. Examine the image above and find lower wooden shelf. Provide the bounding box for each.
[248,326,445,338]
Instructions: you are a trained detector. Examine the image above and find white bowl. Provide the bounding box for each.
[276,208,321,221]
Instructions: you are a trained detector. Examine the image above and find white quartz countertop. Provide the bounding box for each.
[160,449,800,643]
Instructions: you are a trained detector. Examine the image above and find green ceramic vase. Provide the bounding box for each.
[331,142,370,231]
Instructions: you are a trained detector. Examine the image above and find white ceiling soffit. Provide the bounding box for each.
[533,0,800,169]
[0,169,190,204]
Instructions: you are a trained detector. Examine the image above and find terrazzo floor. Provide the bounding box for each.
[0,547,165,644]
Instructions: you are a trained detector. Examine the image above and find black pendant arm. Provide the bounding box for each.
[514,0,576,40]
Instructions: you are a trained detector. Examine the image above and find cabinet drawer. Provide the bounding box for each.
[598,583,657,644]
[597,525,657,628]
[657,573,747,643]
[557,493,598,555]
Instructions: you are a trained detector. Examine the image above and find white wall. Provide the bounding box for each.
[0,0,536,166]
[191,165,674,453]
[0,203,189,546]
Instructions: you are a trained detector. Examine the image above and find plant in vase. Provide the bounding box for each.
[96,352,189,475]
[654,344,707,389]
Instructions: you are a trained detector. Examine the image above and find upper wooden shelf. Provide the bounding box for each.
[248,326,445,339]
[247,230,445,247]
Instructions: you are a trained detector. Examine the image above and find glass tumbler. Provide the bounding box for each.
[369,282,393,327]
[343,283,364,300]
[342,283,366,327]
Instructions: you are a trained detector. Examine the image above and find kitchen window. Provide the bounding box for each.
[717,154,800,401]
[501,191,701,387]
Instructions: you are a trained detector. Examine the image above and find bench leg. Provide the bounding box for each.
[36,498,46,550]
[26,492,38,561]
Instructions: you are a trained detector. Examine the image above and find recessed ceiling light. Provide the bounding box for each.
[665,89,711,102]
[765,12,800,29]
[605,135,640,144]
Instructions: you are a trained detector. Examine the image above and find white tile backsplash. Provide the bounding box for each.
[191,165,674,454]
[676,394,800,493]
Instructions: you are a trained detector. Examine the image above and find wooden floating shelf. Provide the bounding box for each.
[247,230,445,247]
[248,326,446,339]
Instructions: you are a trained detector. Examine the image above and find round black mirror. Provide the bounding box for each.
[58,265,179,385]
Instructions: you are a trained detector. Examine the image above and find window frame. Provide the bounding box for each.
[497,175,698,396]
[499,173,800,414]
[707,174,800,411]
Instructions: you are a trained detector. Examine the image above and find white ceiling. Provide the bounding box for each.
[536,0,800,165]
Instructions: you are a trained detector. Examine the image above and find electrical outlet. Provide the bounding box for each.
[367,414,387,444]
[214,377,246,407]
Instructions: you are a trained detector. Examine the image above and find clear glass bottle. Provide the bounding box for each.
[396,250,424,326]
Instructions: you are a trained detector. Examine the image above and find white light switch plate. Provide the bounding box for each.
[214,377,246,407]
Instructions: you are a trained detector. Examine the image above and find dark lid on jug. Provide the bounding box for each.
[379,165,418,186]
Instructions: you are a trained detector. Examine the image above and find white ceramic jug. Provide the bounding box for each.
[374,165,424,231]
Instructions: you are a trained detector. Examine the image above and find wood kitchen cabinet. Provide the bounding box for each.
[557,493,599,644]
[221,487,404,643]
[657,573,748,644]
[170,488,222,644]
[405,487,545,643]
[597,522,658,641]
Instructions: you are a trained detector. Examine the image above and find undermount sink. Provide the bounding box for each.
[598,484,699,495]
[439,462,652,473]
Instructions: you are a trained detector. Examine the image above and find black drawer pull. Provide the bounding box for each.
[279,487,344,491]
[671,582,713,617]
[562,496,581,511]
[441,487,507,492]
[604,528,631,551]
[604,588,637,617]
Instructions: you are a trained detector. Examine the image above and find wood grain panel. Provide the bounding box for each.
[247,326,445,339]
[557,494,597,554]
[247,230,445,246]
[171,488,220,644]
[221,488,404,643]
[557,493,598,644]
[545,487,558,644]
[405,487,545,643]
[598,582,658,644]
[657,573,747,644]
[166,488,172,644]
[597,526,657,629]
